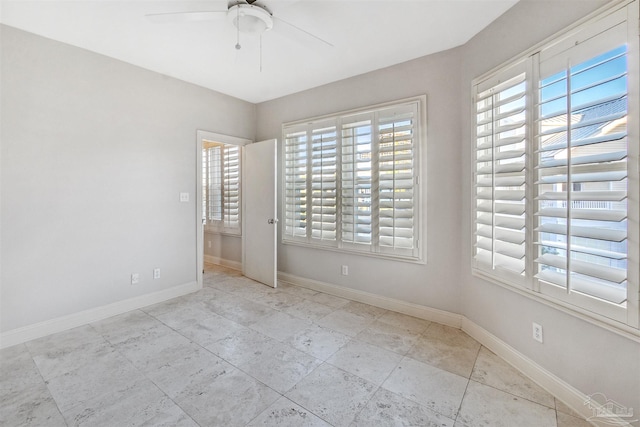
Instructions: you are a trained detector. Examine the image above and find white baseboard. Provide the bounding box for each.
[278,271,632,427]
[204,255,242,271]
[277,271,463,328]
[462,318,634,427]
[2,268,632,427]
[0,281,200,349]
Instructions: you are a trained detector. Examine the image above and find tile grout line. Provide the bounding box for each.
[207,271,455,425]
[145,280,336,426]
[22,343,70,427]
[451,342,482,426]
[7,266,576,426]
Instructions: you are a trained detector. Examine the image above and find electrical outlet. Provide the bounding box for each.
[131,273,140,285]
[153,268,161,279]
[532,322,543,343]
[341,265,349,276]
[180,192,189,202]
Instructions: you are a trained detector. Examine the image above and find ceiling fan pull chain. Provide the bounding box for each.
[235,5,241,50]
[260,34,263,72]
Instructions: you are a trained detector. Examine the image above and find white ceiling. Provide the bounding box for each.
[0,0,518,103]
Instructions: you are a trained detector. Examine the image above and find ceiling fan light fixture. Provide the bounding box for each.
[228,4,273,35]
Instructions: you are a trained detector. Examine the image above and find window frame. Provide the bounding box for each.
[471,0,640,334]
[282,96,426,263]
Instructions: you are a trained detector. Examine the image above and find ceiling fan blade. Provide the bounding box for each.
[146,10,227,24]
[272,16,334,48]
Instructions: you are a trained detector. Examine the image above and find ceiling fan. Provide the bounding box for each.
[146,0,333,51]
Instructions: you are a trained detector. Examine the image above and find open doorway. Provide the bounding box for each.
[196,131,278,288]
[196,131,251,287]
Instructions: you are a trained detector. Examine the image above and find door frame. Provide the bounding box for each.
[196,130,252,287]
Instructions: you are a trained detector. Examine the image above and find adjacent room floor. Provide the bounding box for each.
[1,264,591,426]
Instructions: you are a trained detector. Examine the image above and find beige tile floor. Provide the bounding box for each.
[1,264,592,427]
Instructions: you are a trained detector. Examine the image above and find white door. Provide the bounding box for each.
[243,139,278,287]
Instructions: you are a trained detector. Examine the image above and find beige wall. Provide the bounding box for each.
[257,47,464,313]
[0,25,255,332]
[204,233,242,265]
[459,0,639,413]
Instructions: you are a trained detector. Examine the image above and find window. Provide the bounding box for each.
[203,141,241,234]
[283,97,424,261]
[474,63,529,284]
[473,1,639,329]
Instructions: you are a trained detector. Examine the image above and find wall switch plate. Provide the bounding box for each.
[131,273,140,285]
[532,322,543,343]
[341,265,349,276]
[153,268,161,279]
[180,192,189,202]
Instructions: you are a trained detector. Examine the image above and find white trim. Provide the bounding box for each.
[197,130,252,148]
[473,0,633,85]
[277,271,462,328]
[0,281,200,349]
[281,240,426,265]
[462,319,635,427]
[282,95,427,128]
[277,271,633,426]
[204,229,243,238]
[281,95,426,263]
[204,227,241,237]
[204,255,242,271]
[1,263,632,426]
[624,0,640,330]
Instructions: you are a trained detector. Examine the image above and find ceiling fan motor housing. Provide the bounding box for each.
[228,3,273,35]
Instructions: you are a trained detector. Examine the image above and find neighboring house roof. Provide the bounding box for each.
[540,96,627,158]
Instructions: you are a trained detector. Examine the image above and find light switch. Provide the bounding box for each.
[180,192,189,202]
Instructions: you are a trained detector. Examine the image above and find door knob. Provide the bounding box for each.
[267,218,279,224]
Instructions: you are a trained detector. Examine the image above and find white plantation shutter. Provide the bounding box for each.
[473,63,529,281]
[341,115,373,246]
[283,122,338,244]
[535,20,630,308]
[204,145,222,222]
[311,126,338,242]
[377,105,419,256]
[472,2,638,327]
[223,145,241,229]
[284,130,308,241]
[282,97,423,260]
[203,141,241,234]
